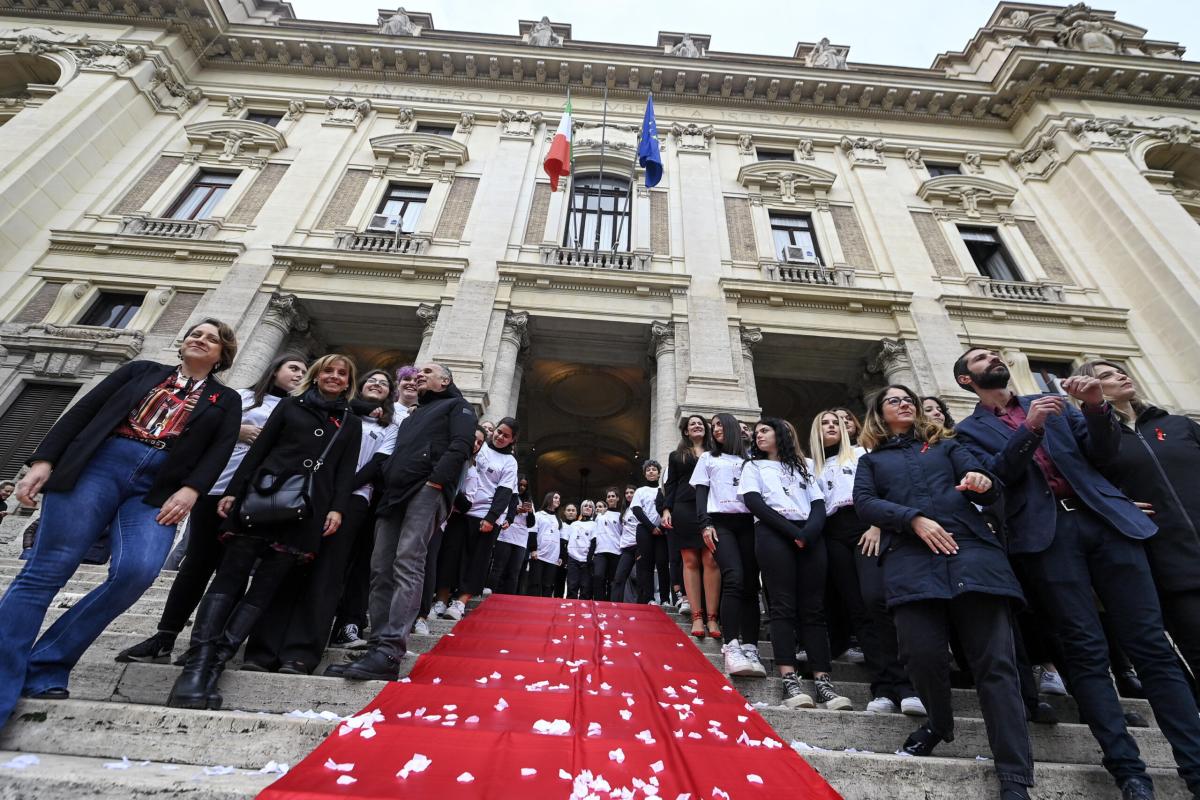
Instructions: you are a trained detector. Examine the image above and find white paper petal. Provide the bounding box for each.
[651,760,664,773]
[323,758,355,772]
[747,774,763,784]
[521,767,537,776]
[336,775,357,786]
[457,772,474,783]
[608,748,625,764]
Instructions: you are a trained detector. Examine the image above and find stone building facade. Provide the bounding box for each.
[0,1,1197,494]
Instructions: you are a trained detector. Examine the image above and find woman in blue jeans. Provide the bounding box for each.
[0,318,241,729]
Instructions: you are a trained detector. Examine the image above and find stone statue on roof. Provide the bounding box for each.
[529,16,563,47]
[807,37,847,70]
[379,8,418,36]
[671,34,700,58]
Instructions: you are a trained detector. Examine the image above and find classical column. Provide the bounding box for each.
[870,338,919,392]
[486,310,529,420]
[226,293,305,386]
[740,325,763,410]
[414,303,440,365]
[508,347,529,419]
[650,320,679,465]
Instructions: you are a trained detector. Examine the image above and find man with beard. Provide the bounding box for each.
[953,347,1200,800]
[334,362,477,681]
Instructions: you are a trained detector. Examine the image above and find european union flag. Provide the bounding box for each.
[638,94,663,188]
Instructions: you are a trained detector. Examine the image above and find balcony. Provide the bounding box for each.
[763,261,854,287]
[334,230,430,255]
[540,246,647,271]
[967,276,1064,303]
[119,216,218,240]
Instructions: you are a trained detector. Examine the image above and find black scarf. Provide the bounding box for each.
[301,387,348,416]
[350,397,383,418]
[268,384,289,398]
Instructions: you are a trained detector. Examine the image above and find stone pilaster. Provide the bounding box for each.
[650,320,679,466]
[739,325,763,410]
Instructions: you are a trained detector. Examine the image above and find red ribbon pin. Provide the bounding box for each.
[1156,428,1166,441]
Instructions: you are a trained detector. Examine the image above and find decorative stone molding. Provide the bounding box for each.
[75,42,144,72]
[801,37,849,70]
[839,136,885,167]
[323,96,371,128]
[457,112,475,133]
[222,95,244,117]
[736,134,754,155]
[736,161,837,205]
[964,152,983,174]
[369,132,468,179]
[378,8,422,37]
[767,262,854,287]
[416,302,439,336]
[649,320,675,357]
[184,120,287,167]
[334,230,429,254]
[916,175,1018,219]
[147,68,202,114]
[0,25,88,55]
[501,310,530,348]
[904,148,923,169]
[797,139,815,160]
[521,17,566,48]
[284,99,306,120]
[0,322,145,378]
[670,122,714,152]
[1006,133,1060,181]
[966,275,1065,303]
[395,106,415,131]
[1066,117,1129,149]
[541,246,645,272]
[119,215,220,240]
[499,109,543,138]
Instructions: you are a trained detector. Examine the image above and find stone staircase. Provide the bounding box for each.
[0,556,1189,799]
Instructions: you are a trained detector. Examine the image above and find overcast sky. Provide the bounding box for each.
[287,0,1199,69]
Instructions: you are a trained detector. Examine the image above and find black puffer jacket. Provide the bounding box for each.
[1098,406,1200,594]
[377,383,477,516]
[853,433,1022,609]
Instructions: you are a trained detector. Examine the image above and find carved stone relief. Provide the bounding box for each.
[670,122,715,152]
[324,96,371,128]
[378,8,420,37]
[839,136,884,167]
[499,109,543,137]
[805,37,848,70]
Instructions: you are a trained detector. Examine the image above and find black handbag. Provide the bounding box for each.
[238,410,347,528]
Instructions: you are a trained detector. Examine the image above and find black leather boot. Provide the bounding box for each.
[166,593,236,709]
[206,602,266,710]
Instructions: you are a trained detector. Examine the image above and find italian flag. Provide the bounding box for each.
[543,97,572,191]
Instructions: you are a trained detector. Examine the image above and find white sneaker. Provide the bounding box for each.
[677,598,692,617]
[1039,669,1067,696]
[413,617,430,637]
[482,587,493,597]
[901,696,928,716]
[865,696,899,715]
[741,644,768,678]
[648,599,660,607]
[443,600,466,621]
[722,640,758,677]
[430,600,447,618]
[841,646,866,664]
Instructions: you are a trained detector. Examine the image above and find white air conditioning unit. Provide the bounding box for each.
[781,245,821,266]
[366,214,403,233]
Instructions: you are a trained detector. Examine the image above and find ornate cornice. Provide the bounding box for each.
[183,119,287,166]
[916,175,1018,219]
[736,161,837,204]
[47,228,244,264]
[369,131,468,171]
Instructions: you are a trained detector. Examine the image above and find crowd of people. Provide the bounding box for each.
[0,317,1197,800]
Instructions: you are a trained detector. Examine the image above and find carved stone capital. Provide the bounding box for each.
[670,122,714,152]
[501,310,530,348]
[416,303,440,336]
[869,338,912,378]
[650,320,675,357]
[264,292,307,332]
[740,325,763,359]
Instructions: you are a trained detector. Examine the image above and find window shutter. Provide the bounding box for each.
[0,384,80,480]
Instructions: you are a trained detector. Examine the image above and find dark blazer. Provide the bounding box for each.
[1099,406,1200,593]
[225,393,362,554]
[377,383,477,516]
[955,396,1156,555]
[30,360,241,507]
[662,450,699,511]
[853,434,1022,608]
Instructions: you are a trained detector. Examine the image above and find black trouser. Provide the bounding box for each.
[755,523,831,672]
[554,540,568,597]
[458,516,498,597]
[333,496,374,632]
[418,527,441,619]
[669,539,682,598]
[636,527,670,604]
[824,522,872,649]
[893,593,1033,787]
[436,513,469,596]
[158,494,225,635]
[527,558,558,598]
[244,496,371,672]
[488,541,526,596]
[612,546,636,602]
[593,552,620,601]
[711,513,759,646]
[203,535,299,649]
[1021,507,1200,793]
[1163,589,1200,685]
[566,557,592,599]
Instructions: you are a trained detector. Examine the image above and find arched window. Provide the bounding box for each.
[564,175,631,251]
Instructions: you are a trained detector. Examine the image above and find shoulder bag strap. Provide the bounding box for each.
[312,409,349,472]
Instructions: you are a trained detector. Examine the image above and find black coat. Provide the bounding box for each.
[377,383,477,516]
[1098,407,1200,593]
[31,360,241,507]
[662,450,699,511]
[853,434,1023,609]
[225,393,362,554]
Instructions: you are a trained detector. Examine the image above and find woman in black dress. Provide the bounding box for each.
[167,354,362,709]
[662,414,720,638]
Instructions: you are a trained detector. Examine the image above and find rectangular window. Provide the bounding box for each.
[1028,358,1074,395]
[925,162,961,177]
[78,292,143,329]
[769,213,822,263]
[375,184,429,233]
[415,123,456,137]
[167,171,237,220]
[0,383,80,480]
[756,149,794,162]
[563,176,631,251]
[959,226,1021,281]
[245,111,283,127]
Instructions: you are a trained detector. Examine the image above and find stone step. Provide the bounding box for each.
[802,749,1190,800]
[0,750,276,799]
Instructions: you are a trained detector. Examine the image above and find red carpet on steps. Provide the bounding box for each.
[258,595,843,800]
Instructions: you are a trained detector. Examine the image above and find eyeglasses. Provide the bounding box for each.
[882,396,917,408]
[363,377,390,386]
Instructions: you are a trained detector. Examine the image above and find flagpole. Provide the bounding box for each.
[591,83,609,253]
[612,98,644,254]
[564,89,579,250]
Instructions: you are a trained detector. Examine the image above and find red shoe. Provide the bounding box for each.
[706,616,721,639]
[690,611,705,639]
